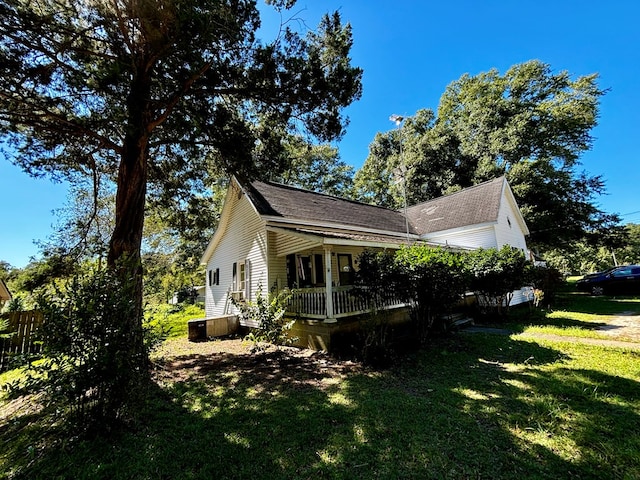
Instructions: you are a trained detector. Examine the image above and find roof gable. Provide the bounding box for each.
[0,279,12,302]
[406,177,505,235]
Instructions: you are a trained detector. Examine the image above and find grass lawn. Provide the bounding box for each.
[146,303,206,338]
[502,290,640,342]
[1,299,639,479]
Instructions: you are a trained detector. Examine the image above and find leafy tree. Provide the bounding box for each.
[354,61,619,252]
[274,135,354,197]
[354,109,463,208]
[0,0,362,406]
[0,261,12,281]
[617,223,640,265]
[8,255,79,294]
[40,180,115,265]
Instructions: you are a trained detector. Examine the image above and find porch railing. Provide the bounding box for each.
[287,286,406,319]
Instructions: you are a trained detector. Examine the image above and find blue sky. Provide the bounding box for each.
[1,0,638,268]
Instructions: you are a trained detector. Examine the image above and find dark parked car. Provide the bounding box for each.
[576,265,640,295]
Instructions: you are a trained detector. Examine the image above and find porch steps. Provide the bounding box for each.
[445,312,474,330]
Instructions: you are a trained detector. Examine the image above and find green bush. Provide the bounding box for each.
[395,246,469,341]
[230,285,298,352]
[467,246,529,318]
[353,249,403,365]
[525,264,565,307]
[356,246,468,349]
[9,266,161,432]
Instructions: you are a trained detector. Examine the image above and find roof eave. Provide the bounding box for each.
[263,216,416,240]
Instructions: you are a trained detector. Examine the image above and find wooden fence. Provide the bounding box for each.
[0,311,43,371]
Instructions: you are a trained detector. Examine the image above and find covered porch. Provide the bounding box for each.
[266,225,410,323]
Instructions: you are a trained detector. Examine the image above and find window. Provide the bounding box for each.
[337,254,354,285]
[298,256,312,287]
[233,261,246,291]
[208,268,220,286]
[232,262,237,290]
[613,267,632,277]
[239,261,246,292]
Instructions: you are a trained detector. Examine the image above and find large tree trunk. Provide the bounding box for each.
[107,71,152,377]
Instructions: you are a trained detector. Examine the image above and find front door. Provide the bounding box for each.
[298,255,313,287]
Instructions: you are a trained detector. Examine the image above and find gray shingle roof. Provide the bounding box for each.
[244,177,506,237]
[246,180,413,234]
[406,177,505,235]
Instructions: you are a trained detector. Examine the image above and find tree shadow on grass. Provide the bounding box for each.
[2,337,639,479]
[504,314,610,334]
[553,292,640,316]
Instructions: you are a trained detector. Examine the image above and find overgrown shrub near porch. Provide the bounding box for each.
[230,285,298,352]
[355,246,469,356]
[355,245,536,351]
[352,250,404,365]
[395,246,469,341]
[467,246,528,318]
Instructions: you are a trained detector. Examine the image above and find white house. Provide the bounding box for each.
[200,176,530,349]
[0,279,12,308]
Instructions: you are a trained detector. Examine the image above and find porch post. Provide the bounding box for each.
[324,246,336,322]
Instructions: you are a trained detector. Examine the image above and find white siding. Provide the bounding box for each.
[494,192,528,252]
[495,190,529,306]
[204,191,268,327]
[267,231,287,290]
[424,226,497,250]
[272,231,321,257]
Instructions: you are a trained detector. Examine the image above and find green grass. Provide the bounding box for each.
[520,324,612,339]
[1,297,640,479]
[502,290,640,342]
[146,303,205,338]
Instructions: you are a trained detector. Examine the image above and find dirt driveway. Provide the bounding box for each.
[464,310,640,350]
[596,311,640,342]
[514,311,640,350]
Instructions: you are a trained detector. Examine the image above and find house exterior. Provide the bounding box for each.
[0,279,12,308]
[200,176,530,349]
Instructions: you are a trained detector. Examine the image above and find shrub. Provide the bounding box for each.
[353,249,402,365]
[525,264,565,307]
[175,286,198,304]
[467,246,529,318]
[230,285,298,352]
[353,246,469,349]
[395,246,469,341]
[9,266,161,431]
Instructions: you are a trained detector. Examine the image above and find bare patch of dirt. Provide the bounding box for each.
[151,337,364,392]
[596,312,640,342]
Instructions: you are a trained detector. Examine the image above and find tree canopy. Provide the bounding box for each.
[353,60,618,252]
[271,135,354,197]
[0,0,362,417]
[0,0,362,284]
